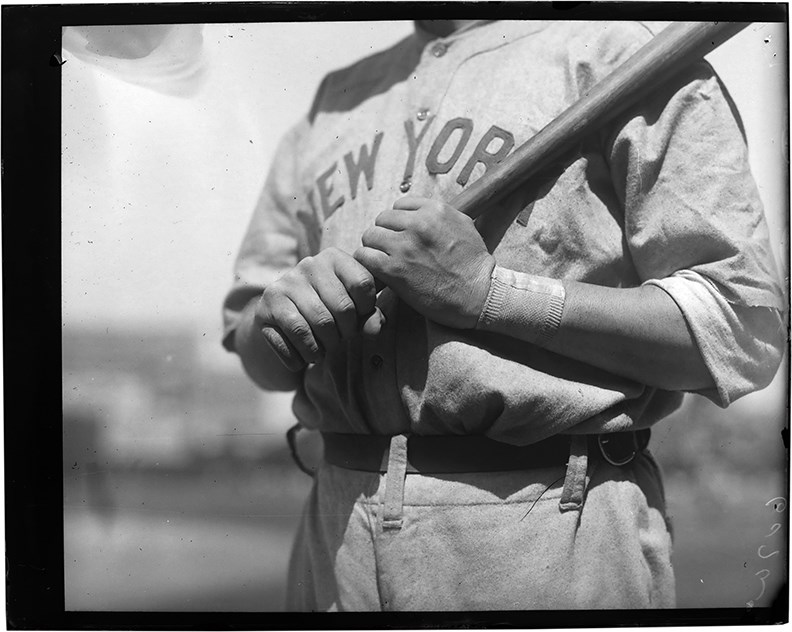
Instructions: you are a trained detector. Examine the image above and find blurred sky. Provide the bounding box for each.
[62,20,788,378]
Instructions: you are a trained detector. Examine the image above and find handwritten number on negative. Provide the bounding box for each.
[766,523,782,538]
[749,569,771,605]
[758,544,780,559]
[765,496,787,512]
[748,498,786,607]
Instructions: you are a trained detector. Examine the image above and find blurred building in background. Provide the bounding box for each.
[63,327,293,470]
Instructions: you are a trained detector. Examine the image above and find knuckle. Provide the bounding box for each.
[354,253,378,277]
[264,278,284,293]
[298,255,316,272]
[335,295,357,316]
[312,313,336,332]
[319,247,342,261]
[352,274,376,296]
[253,296,272,320]
[284,317,311,340]
[258,288,272,306]
[412,218,431,239]
[360,227,375,245]
[279,269,301,287]
[260,285,283,308]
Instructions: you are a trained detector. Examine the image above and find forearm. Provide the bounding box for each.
[233,296,303,392]
[550,280,714,390]
[477,266,714,391]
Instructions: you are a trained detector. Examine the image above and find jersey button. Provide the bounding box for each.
[370,354,384,369]
[399,179,411,193]
[431,42,447,57]
[416,108,430,121]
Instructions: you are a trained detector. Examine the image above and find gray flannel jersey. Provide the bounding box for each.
[224,20,784,445]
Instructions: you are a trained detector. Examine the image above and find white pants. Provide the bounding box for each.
[286,446,675,611]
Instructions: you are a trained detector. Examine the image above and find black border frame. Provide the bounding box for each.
[2,2,789,629]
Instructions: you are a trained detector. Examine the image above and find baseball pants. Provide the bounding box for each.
[285,439,675,611]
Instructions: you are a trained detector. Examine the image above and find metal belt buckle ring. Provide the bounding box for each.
[597,433,638,467]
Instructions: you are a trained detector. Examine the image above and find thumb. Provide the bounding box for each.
[361,306,387,337]
[361,286,400,337]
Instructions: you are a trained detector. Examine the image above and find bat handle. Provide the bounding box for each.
[260,281,391,371]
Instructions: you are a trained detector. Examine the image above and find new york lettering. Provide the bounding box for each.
[312,116,515,221]
[315,131,384,218]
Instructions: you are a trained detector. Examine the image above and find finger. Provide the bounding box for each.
[331,254,379,317]
[308,267,359,340]
[279,268,349,352]
[267,298,324,365]
[392,195,427,210]
[361,225,402,253]
[361,306,386,337]
[295,296,343,354]
[354,246,392,284]
[260,325,307,372]
[374,208,413,231]
[362,288,397,337]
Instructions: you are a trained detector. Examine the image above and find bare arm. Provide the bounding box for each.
[541,281,711,391]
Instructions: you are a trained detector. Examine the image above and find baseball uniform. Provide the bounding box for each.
[223,20,785,610]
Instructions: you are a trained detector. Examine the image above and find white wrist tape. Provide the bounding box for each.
[476,266,566,346]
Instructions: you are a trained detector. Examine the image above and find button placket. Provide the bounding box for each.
[401,38,454,194]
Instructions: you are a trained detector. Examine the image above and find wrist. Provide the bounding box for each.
[465,254,497,328]
[475,266,566,346]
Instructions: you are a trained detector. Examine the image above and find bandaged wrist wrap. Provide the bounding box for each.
[476,266,566,346]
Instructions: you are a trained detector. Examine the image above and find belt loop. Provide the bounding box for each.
[381,434,408,531]
[559,435,589,512]
[286,423,314,477]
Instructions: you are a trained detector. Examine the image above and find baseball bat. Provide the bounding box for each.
[261,21,750,369]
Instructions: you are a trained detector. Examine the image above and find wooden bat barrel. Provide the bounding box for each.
[259,20,750,370]
[453,20,749,218]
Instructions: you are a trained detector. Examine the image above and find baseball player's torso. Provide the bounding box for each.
[286,20,680,442]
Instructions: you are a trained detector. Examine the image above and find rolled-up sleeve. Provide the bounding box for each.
[222,121,308,352]
[645,270,785,406]
[606,62,787,405]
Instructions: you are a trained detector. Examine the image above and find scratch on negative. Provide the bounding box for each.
[520,475,565,521]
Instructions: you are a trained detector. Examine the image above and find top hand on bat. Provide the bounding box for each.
[355,196,496,330]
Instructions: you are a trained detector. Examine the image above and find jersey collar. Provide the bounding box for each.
[412,20,552,56]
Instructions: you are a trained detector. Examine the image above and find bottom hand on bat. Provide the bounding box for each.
[255,196,494,370]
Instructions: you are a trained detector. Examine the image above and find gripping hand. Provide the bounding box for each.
[355,196,495,329]
[254,247,384,370]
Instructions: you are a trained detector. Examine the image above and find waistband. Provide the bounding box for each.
[319,430,650,474]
